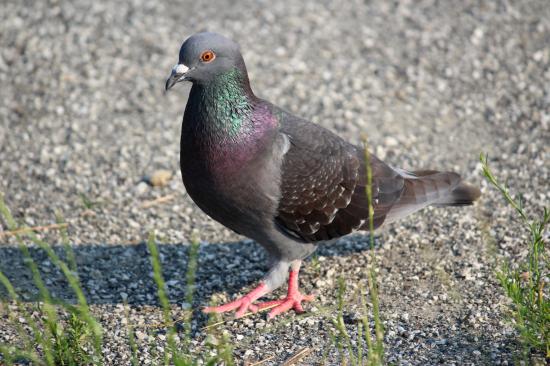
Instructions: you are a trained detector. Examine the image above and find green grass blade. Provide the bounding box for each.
[147,232,183,365]
[56,212,78,273]
[124,303,139,366]
[363,136,384,364]
[183,233,200,347]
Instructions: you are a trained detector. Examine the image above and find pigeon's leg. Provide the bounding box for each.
[202,261,289,318]
[254,260,314,319]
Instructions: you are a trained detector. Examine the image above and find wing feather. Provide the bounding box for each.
[275,109,403,242]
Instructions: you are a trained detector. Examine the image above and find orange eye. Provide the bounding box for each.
[200,50,215,63]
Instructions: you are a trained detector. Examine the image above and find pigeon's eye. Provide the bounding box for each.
[200,50,215,63]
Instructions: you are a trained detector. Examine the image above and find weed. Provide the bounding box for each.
[329,138,384,365]
[480,154,549,359]
[79,193,101,210]
[310,253,321,276]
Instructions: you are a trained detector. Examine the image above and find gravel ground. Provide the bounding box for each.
[1,0,549,364]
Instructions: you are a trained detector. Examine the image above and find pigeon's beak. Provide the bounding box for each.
[165,64,190,91]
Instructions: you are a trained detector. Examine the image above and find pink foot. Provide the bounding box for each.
[203,283,269,318]
[255,291,314,319]
[255,269,314,320]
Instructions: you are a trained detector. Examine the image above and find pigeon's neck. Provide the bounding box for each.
[188,68,257,139]
[183,68,278,172]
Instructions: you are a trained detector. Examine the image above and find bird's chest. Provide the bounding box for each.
[180,127,265,186]
[179,129,283,235]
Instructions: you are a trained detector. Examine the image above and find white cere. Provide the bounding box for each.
[173,64,189,75]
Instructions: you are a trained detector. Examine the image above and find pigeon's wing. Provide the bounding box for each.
[275,110,405,242]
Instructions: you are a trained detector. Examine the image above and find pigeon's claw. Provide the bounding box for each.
[256,291,314,319]
[203,283,270,318]
[203,297,253,318]
[255,268,314,320]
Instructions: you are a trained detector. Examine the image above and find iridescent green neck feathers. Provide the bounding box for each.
[188,68,254,138]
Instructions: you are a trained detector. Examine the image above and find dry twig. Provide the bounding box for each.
[0,223,68,238]
[201,303,280,331]
[282,347,311,365]
[247,355,275,366]
[141,194,176,208]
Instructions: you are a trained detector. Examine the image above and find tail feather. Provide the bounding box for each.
[433,181,481,206]
[384,169,480,223]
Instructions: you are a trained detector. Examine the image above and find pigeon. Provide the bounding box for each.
[165,32,480,319]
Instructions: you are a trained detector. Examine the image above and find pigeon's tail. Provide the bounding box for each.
[384,169,481,224]
[432,180,481,206]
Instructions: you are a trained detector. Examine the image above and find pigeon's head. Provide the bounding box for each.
[165,32,246,90]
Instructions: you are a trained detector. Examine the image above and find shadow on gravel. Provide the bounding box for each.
[0,234,374,308]
[0,237,520,363]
